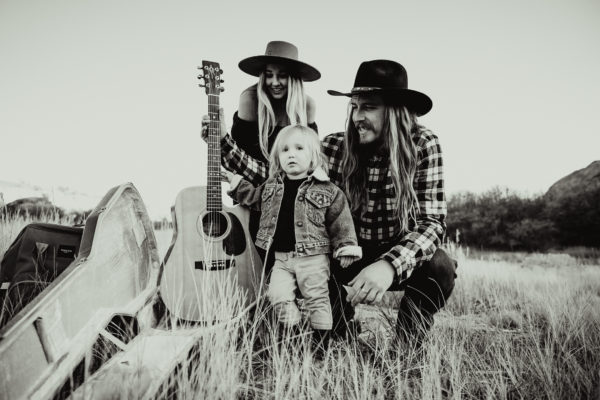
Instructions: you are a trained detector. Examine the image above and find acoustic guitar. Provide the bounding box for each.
[159,60,263,322]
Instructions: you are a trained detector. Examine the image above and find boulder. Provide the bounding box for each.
[545,160,600,200]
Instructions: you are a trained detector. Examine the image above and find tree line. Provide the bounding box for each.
[445,186,600,251]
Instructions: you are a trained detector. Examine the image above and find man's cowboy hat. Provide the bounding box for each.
[328,60,432,116]
[238,41,321,82]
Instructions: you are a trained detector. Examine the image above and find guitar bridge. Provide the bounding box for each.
[195,259,235,271]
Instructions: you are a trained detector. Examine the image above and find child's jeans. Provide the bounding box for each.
[267,252,331,330]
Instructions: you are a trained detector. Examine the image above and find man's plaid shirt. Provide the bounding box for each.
[221,128,447,281]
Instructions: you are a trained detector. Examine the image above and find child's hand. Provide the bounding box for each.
[334,246,362,269]
[338,255,357,268]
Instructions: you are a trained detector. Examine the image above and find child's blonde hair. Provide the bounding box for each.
[268,124,327,178]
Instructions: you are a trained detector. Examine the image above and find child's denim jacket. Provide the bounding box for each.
[228,167,361,258]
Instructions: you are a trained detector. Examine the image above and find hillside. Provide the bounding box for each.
[545,160,600,200]
[0,180,100,213]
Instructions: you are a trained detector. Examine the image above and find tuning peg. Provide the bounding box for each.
[220,87,225,92]
[220,79,224,83]
[198,83,206,88]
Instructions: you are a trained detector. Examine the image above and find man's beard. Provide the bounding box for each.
[356,129,386,156]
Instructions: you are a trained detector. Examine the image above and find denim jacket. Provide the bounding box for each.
[228,167,361,258]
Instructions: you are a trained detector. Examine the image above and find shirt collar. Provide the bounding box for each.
[367,154,387,167]
[276,167,330,183]
[308,167,330,182]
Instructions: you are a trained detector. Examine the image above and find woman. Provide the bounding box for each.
[227,40,320,183]
[202,41,320,244]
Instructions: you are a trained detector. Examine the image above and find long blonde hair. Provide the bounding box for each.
[268,125,326,179]
[341,105,420,233]
[256,71,307,159]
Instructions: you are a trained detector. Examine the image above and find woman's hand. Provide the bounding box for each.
[201,107,228,142]
[220,168,234,183]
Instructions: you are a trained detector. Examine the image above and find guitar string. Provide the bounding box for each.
[208,84,221,237]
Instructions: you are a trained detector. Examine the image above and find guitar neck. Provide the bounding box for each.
[207,93,222,211]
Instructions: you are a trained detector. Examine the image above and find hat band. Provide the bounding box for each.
[351,87,382,93]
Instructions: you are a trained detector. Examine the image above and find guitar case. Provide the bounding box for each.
[0,183,161,400]
[0,223,83,328]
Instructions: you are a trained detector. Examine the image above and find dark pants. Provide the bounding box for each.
[328,243,457,341]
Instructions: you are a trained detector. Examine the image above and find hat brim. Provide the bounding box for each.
[327,88,432,116]
[239,55,321,82]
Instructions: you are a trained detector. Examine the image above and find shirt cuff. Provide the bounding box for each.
[334,245,362,259]
[227,175,243,194]
[381,252,410,281]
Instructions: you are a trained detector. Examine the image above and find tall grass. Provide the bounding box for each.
[146,233,600,399]
[2,214,599,399]
[0,211,74,258]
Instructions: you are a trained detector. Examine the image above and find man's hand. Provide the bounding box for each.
[346,259,395,306]
[201,107,228,142]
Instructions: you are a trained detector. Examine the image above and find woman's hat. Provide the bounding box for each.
[238,41,321,82]
[328,60,432,116]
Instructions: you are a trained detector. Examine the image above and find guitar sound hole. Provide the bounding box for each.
[201,211,228,237]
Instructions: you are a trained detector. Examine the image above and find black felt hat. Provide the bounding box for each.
[328,59,432,115]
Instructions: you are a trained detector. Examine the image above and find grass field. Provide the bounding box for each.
[1,215,600,399]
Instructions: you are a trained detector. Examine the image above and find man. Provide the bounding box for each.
[324,60,457,344]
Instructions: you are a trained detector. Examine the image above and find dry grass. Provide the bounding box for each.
[2,216,600,399]
[0,211,74,258]
[147,231,600,399]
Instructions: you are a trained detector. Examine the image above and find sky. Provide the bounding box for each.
[1,0,599,220]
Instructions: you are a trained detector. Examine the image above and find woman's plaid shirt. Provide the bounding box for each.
[220,128,447,281]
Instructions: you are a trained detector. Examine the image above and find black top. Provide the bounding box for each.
[271,177,307,252]
[230,111,319,164]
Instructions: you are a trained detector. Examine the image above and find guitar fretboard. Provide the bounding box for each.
[207,92,222,211]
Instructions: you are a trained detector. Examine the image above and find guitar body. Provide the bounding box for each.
[160,60,262,322]
[160,186,263,322]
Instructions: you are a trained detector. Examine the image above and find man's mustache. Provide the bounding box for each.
[355,122,373,131]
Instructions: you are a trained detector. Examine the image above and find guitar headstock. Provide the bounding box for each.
[198,60,224,95]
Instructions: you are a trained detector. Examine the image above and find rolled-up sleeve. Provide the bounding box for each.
[221,135,268,186]
[382,133,447,280]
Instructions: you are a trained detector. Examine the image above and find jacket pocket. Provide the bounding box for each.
[305,190,332,226]
[260,185,275,208]
[258,184,276,228]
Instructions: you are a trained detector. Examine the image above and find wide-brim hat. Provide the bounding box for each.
[328,60,432,116]
[238,41,321,82]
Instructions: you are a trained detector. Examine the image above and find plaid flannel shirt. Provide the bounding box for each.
[221,135,269,186]
[220,128,447,281]
[321,130,446,281]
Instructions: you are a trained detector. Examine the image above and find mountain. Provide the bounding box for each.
[544,160,600,248]
[545,160,600,200]
[0,180,101,213]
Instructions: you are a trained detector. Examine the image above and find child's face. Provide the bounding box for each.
[278,130,312,180]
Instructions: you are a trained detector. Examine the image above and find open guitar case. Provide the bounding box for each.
[0,182,161,400]
[0,223,84,328]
